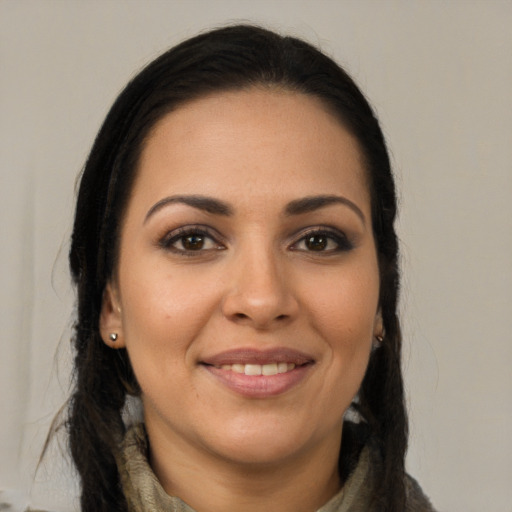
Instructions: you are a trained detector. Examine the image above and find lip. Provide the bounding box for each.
[200,348,315,398]
[201,347,315,366]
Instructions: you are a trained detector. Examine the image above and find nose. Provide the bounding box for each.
[221,246,299,330]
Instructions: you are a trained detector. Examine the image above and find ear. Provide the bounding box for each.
[373,308,384,339]
[99,282,126,348]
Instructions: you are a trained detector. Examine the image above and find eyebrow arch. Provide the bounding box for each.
[285,195,366,224]
[144,195,233,223]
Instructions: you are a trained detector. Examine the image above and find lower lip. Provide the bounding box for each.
[202,364,313,398]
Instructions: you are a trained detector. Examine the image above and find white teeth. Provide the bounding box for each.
[244,364,262,376]
[219,363,297,375]
[278,362,288,373]
[232,364,245,374]
[262,363,278,376]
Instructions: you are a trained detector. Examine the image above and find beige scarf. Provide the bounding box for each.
[25,425,435,511]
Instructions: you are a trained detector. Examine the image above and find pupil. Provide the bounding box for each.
[183,234,204,250]
[306,235,327,251]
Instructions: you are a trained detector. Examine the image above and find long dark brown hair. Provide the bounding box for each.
[66,24,406,511]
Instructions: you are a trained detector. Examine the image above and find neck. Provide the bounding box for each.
[146,423,343,512]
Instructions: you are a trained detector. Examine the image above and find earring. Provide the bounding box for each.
[372,334,384,350]
[109,333,118,342]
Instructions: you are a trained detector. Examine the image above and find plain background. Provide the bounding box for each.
[1,1,511,511]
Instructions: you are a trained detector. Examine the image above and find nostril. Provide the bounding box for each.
[235,313,248,320]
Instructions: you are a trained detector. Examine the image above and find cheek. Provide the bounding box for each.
[118,264,222,372]
[308,264,380,338]
[304,262,379,383]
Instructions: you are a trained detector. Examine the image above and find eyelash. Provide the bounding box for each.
[290,228,354,254]
[158,226,353,256]
[158,225,225,255]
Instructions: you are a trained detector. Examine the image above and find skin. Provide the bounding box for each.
[100,88,382,512]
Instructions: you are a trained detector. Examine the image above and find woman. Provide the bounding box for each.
[65,24,435,511]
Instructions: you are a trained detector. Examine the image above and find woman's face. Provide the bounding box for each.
[101,89,382,468]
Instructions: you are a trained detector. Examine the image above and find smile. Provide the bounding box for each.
[201,348,314,398]
[215,362,296,375]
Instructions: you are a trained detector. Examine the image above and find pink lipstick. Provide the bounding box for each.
[201,348,314,398]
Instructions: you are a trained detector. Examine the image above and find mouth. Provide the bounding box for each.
[200,348,315,398]
[211,362,298,376]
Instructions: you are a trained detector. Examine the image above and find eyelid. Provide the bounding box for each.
[158,224,226,253]
[289,226,354,252]
[157,224,353,255]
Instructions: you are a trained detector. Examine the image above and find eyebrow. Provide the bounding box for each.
[144,193,365,224]
[144,195,233,223]
[285,195,365,224]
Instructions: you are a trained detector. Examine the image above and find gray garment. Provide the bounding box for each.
[118,424,436,512]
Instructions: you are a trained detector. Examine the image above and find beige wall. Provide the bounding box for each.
[1,1,510,511]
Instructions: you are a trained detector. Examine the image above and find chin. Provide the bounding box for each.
[217,439,304,467]
[203,418,320,467]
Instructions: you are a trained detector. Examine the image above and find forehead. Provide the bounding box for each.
[132,88,370,215]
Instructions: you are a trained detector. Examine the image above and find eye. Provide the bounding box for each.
[159,226,224,254]
[291,229,353,253]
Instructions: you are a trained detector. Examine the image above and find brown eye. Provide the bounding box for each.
[305,234,328,251]
[160,227,224,254]
[291,229,353,254]
[181,234,205,250]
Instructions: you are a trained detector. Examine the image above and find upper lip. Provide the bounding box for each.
[201,348,315,366]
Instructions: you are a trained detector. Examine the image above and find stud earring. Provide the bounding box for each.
[109,333,118,342]
[372,334,384,350]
